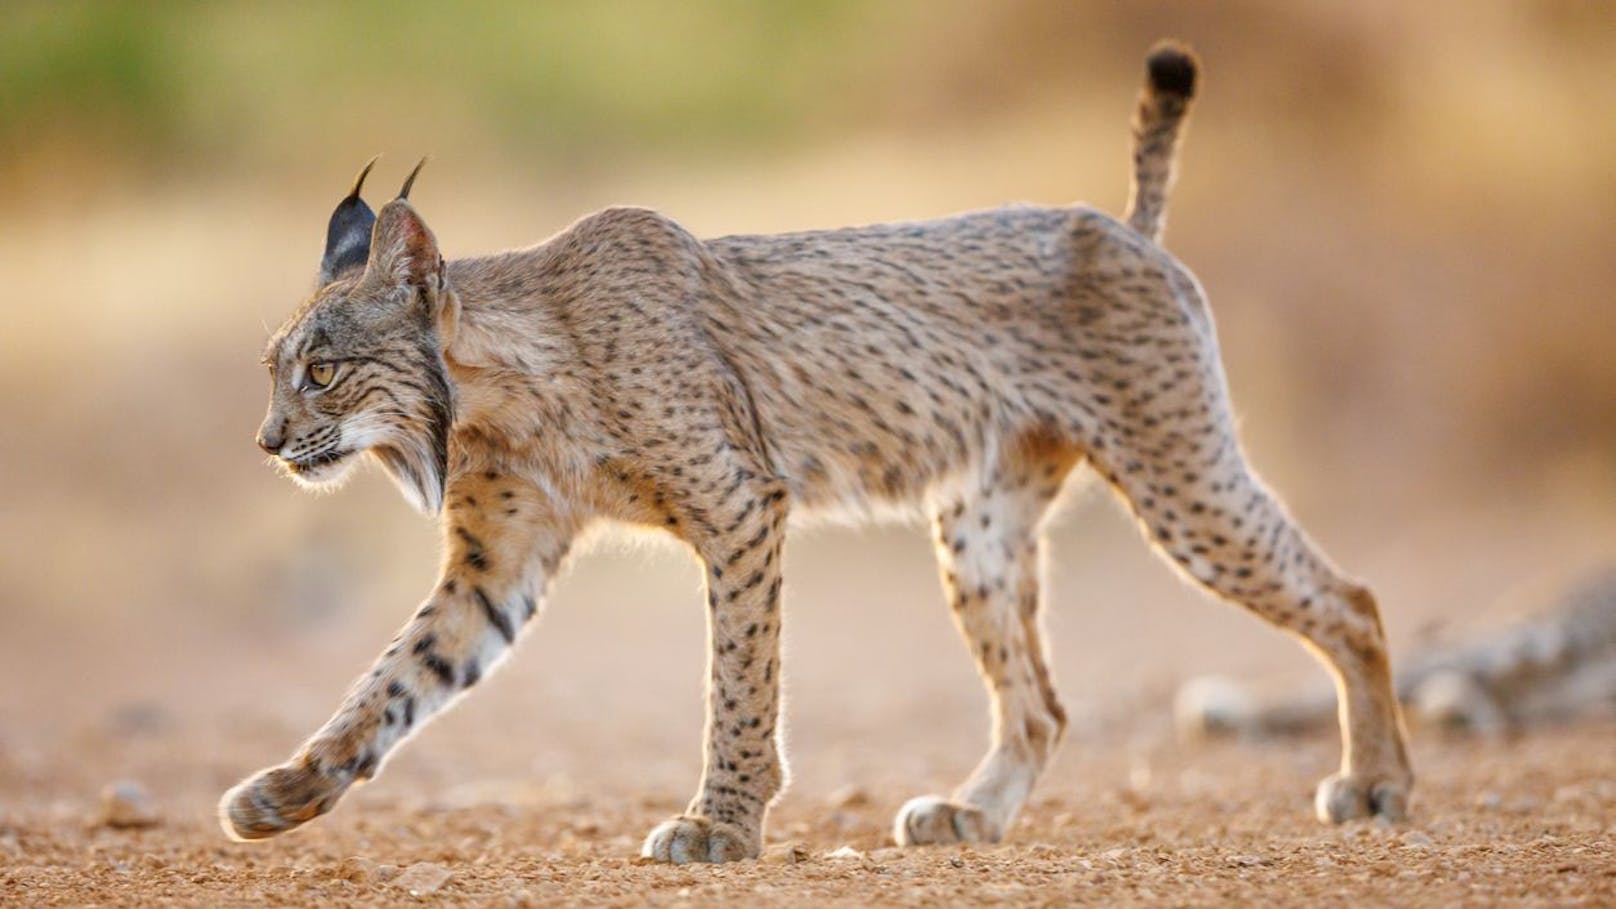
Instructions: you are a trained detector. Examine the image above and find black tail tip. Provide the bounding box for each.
[1146,40,1198,100]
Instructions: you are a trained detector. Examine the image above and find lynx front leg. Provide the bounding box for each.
[220,473,575,840]
[642,478,788,864]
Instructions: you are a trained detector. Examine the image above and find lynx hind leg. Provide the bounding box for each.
[1095,428,1413,822]
[896,436,1079,847]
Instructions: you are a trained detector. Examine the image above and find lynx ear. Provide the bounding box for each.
[364,159,451,333]
[365,159,442,295]
[318,155,380,285]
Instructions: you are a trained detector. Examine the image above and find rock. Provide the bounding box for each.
[336,856,380,882]
[97,781,159,829]
[761,842,810,864]
[1173,675,1256,741]
[392,861,452,895]
[1400,830,1435,848]
[826,845,865,861]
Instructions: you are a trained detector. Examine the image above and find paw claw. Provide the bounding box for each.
[894,795,1000,846]
[641,815,757,863]
[1315,772,1410,824]
[219,761,348,841]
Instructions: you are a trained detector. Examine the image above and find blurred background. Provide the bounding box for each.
[0,1,1612,809]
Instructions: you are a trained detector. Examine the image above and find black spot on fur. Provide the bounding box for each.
[456,526,490,571]
[421,651,455,686]
[474,586,516,644]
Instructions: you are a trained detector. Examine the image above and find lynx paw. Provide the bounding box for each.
[894,795,1001,846]
[219,760,350,841]
[1315,771,1410,824]
[640,815,758,863]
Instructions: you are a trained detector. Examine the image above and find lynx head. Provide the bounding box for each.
[257,158,459,514]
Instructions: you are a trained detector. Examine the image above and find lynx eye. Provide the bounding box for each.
[306,361,337,390]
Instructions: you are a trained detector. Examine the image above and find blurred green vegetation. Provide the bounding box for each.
[0,1,895,165]
[4,1,1612,185]
[0,3,182,147]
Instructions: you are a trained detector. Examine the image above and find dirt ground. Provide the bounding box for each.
[4,719,1614,908]
[3,507,1614,909]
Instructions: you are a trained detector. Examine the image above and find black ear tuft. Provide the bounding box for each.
[319,156,381,285]
[396,156,429,201]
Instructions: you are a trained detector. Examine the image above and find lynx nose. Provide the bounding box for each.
[257,420,286,455]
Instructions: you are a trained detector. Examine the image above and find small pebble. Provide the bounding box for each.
[392,861,452,895]
[97,781,159,829]
[761,842,810,865]
[337,856,379,882]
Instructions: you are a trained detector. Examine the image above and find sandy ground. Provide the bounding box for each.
[3,503,1615,908]
[4,720,1614,907]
